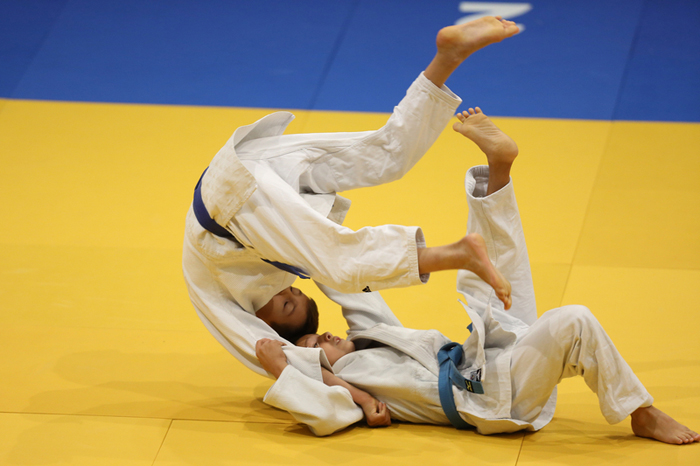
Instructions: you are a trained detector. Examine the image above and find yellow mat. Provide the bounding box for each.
[0,99,698,465]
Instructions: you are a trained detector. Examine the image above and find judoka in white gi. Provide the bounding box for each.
[182,18,516,379]
[256,108,700,445]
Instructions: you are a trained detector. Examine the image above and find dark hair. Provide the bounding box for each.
[270,298,319,343]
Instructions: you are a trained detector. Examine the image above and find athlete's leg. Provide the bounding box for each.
[510,306,699,444]
[232,23,522,306]
[449,108,533,321]
[286,17,520,194]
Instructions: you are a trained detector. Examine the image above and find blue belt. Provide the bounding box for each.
[438,341,484,430]
[192,168,310,279]
[193,168,234,239]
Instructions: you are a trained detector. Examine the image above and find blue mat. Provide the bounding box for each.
[1,0,698,122]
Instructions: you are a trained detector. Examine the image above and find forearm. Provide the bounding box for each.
[321,368,372,406]
[321,368,391,427]
[267,360,288,379]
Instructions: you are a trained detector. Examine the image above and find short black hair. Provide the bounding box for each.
[269,298,319,343]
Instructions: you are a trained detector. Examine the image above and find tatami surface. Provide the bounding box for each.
[2,0,700,464]
[0,97,698,464]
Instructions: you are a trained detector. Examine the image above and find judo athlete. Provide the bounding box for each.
[256,108,700,445]
[183,18,516,377]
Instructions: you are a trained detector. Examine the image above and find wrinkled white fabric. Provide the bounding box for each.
[510,305,653,425]
[264,167,652,436]
[182,73,462,378]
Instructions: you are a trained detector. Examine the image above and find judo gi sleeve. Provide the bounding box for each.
[263,364,364,436]
[316,283,403,331]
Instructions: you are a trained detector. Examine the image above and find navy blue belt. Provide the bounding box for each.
[193,168,310,279]
[438,341,484,430]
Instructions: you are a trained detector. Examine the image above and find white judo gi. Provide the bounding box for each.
[263,167,654,436]
[182,73,462,378]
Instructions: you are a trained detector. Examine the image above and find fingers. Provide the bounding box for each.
[363,399,391,427]
[375,402,391,425]
[257,338,286,347]
[255,338,286,355]
[378,402,391,426]
[376,401,385,413]
[255,338,265,354]
[367,403,391,427]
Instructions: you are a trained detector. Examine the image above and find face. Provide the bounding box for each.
[297,332,355,365]
[256,286,311,331]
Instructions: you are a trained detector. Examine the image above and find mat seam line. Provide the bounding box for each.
[514,432,526,466]
[306,0,361,111]
[7,0,71,100]
[150,419,173,466]
[564,116,617,304]
[0,411,293,425]
[564,3,647,296]
[610,0,647,121]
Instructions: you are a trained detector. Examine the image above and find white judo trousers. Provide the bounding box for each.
[509,307,655,425]
[460,166,654,427]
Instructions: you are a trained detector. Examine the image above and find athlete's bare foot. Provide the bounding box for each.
[454,107,518,165]
[424,17,519,87]
[631,406,700,445]
[437,17,519,64]
[417,233,512,309]
[454,107,518,194]
[458,233,512,310]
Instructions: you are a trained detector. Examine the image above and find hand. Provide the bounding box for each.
[360,397,391,427]
[255,338,288,379]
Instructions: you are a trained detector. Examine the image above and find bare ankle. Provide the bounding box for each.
[486,164,511,195]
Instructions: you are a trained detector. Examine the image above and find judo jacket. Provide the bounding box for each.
[182,73,462,380]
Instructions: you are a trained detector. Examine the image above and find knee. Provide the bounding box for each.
[548,305,598,335]
[559,304,593,319]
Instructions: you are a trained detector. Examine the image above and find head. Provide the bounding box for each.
[296,332,356,365]
[256,286,319,343]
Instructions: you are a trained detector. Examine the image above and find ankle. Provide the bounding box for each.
[488,161,512,177]
[631,406,654,423]
[487,169,511,195]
